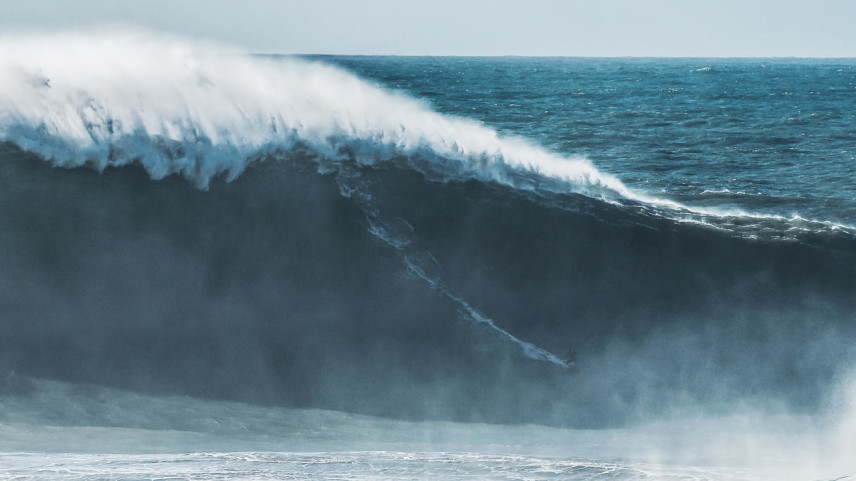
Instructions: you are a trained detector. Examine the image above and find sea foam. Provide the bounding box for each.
[0,29,630,199]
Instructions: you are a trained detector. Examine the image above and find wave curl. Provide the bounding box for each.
[0,29,630,199]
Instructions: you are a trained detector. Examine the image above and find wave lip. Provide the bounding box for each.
[0,29,629,200]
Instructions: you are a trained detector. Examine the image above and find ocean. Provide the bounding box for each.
[0,31,854,480]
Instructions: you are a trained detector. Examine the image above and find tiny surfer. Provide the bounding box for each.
[564,349,578,371]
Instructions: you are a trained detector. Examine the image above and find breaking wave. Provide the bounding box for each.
[0,30,631,199]
[1,30,855,430]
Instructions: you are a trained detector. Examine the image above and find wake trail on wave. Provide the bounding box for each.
[0,29,594,370]
[404,256,573,369]
[335,165,572,369]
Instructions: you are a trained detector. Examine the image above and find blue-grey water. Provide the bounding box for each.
[1,32,854,480]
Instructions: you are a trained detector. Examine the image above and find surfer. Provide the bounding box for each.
[564,349,578,371]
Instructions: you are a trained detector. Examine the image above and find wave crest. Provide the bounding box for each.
[0,29,630,198]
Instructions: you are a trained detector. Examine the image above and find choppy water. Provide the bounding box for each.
[328,56,856,228]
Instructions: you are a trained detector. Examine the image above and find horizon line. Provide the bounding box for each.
[258,52,856,60]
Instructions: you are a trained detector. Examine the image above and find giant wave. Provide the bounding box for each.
[1,31,855,431]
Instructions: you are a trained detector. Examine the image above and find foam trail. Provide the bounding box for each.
[338,164,570,369]
[404,256,572,369]
[0,29,630,199]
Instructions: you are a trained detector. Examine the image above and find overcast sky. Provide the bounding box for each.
[3,0,856,57]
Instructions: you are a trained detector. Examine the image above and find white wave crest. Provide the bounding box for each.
[0,29,631,199]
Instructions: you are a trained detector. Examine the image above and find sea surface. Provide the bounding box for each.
[0,31,854,480]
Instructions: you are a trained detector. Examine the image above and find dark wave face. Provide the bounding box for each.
[1,32,855,430]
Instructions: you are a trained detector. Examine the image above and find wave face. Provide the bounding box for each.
[1,32,856,431]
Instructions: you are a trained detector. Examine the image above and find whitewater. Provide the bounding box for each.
[2,30,856,480]
[2,379,856,480]
[0,30,632,197]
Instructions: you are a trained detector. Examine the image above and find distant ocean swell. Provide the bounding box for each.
[1,31,855,427]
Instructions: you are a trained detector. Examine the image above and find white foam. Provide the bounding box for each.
[0,29,629,198]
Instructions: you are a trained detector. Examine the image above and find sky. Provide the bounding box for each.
[2,0,856,57]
